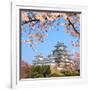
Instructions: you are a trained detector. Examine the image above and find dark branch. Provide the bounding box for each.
[21,17,40,25]
[67,17,80,36]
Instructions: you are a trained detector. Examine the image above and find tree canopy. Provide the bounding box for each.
[20,10,80,51]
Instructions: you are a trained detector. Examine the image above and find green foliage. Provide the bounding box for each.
[51,70,80,77]
[51,67,64,77]
[27,64,80,78]
[63,70,80,76]
[50,65,80,77]
[28,72,44,78]
[51,73,65,77]
[28,65,51,78]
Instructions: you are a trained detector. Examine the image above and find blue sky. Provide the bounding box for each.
[21,11,80,64]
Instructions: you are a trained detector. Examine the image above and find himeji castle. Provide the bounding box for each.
[33,54,57,66]
[32,42,73,66]
[32,42,80,71]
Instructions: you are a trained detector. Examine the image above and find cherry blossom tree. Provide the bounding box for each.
[20,10,80,50]
[20,60,31,78]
